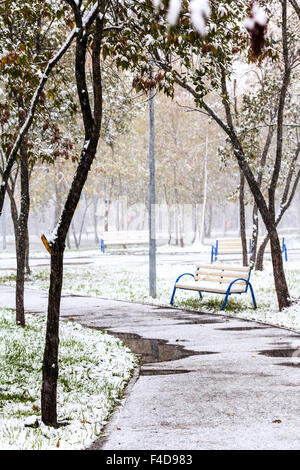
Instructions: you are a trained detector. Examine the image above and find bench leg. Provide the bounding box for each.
[170,285,177,305]
[249,283,257,309]
[101,239,105,253]
[198,291,202,300]
[284,246,288,262]
[221,292,230,311]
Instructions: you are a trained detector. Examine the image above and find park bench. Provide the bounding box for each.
[249,236,288,262]
[170,264,257,311]
[100,230,148,252]
[211,238,244,263]
[100,230,168,253]
[211,236,287,263]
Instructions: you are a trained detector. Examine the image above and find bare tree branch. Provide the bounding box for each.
[288,0,300,20]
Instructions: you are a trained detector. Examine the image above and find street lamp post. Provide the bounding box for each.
[149,72,156,298]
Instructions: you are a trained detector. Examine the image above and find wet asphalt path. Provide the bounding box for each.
[0,285,299,450]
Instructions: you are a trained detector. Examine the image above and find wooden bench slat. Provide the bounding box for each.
[196,264,250,272]
[194,276,246,284]
[175,283,245,293]
[218,241,243,245]
[195,270,249,278]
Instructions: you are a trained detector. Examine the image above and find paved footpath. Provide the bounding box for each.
[1,285,300,450]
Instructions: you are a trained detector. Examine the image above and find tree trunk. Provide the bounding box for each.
[25,227,31,276]
[66,229,71,249]
[239,170,248,266]
[141,197,148,231]
[250,203,259,267]
[168,206,172,245]
[204,203,212,238]
[199,130,208,244]
[269,228,290,310]
[163,184,172,245]
[191,202,197,244]
[93,197,99,245]
[177,204,183,247]
[16,143,30,327]
[77,198,91,247]
[41,244,64,426]
[255,234,269,271]
[174,209,178,245]
[173,167,182,246]
[119,176,126,231]
[71,220,79,248]
[104,179,113,232]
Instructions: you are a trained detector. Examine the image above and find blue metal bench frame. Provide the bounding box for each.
[170,269,257,311]
[211,240,218,263]
[211,237,288,263]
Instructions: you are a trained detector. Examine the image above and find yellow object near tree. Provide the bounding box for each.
[41,234,52,255]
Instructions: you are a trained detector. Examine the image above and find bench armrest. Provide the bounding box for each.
[170,273,195,305]
[175,273,195,283]
[226,277,250,294]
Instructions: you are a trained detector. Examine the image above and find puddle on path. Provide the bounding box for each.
[153,307,226,325]
[175,319,225,325]
[141,369,192,376]
[217,326,270,331]
[103,330,217,365]
[276,362,300,368]
[168,315,225,325]
[262,334,300,339]
[259,348,299,357]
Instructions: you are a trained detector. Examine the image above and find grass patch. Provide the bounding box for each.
[177,295,244,313]
[0,273,16,283]
[0,308,137,450]
[0,392,35,408]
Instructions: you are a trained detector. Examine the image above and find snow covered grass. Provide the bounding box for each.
[0,308,137,450]
[1,258,300,332]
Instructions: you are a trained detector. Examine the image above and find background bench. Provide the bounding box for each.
[170,264,256,311]
[249,236,287,261]
[100,231,168,253]
[211,237,287,263]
